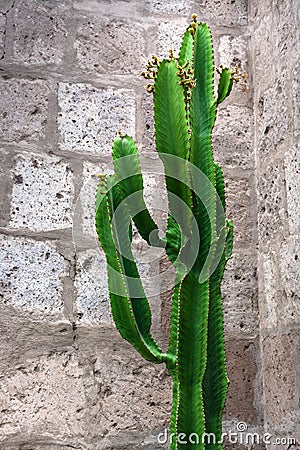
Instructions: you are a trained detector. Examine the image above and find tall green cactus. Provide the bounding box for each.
[95,15,237,449]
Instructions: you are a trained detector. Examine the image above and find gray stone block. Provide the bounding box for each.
[140,91,156,154]
[284,143,300,234]
[222,250,258,336]
[74,248,111,324]
[260,252,278,331]
[0,305,74,370]
[218,35,249,94]
[75,18,145,74]
[14,0,67,65]
[0,235,68,318]
[0,13,5,59]
[58,83,136,154]
[256,75,291,164]
[224,338,259,424]
[144,0,193,15]
[279,236,300,326]
[0,352,86,442]
[77,341,172,441]
[213,106,254,170]
[252,12,275,86]
[9,153,74,231]
[257,161,285,244]
[263,334,297,426]
[194,0,248,26]
[156,20,187,59]
[224,175,254,245]
[0,78,49,141]
[76,161,113,240]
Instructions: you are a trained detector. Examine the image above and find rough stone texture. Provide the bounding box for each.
[224,176,254,245]
[0,148,14,227]
[213,105,254,170]
[58,83,136,154]
[252,0,300,442]
[279,236,300,326]
[195,0,248,27]
[14,0,67,65]
[224,338,258,424]
[261,252,277,330]
[0,13,5,59]
[0,78,49,142]
[9,154,74,231]
[218,35,249,93]
[0,352,86,443]
[0,306,74,370]
[156,21,187,59]
[75,248,111,324]
[284,143,300,234]
[262,334,297,426]
[256,79,291,164]
[144,0,193,15]
[0,235,67,318]
[257,160,285,244]
[78,161,113,239]
[222,251,258,336]
[141,91,156,153]
[75,19,146,74]
[76,330,172,447]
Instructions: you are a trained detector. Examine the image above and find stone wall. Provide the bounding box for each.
[0,0,298,449]
[251,0,300,448]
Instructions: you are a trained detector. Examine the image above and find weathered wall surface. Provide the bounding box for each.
[0,0,298,449]
[251,0,300,448]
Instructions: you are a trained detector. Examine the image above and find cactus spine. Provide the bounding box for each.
[95,15,236,449]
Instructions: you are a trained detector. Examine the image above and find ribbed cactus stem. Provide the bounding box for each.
[95,14,236,449]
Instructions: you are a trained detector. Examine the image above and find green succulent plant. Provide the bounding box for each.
[95,14,237,449]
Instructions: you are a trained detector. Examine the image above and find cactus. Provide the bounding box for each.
[95,15,237,450]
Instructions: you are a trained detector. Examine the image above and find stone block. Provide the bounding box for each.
[76,338,172,441]
[156,21,187,59]
[223,338,259,424]
[0,78,49,141]
[272,0,298,62]
[0,1,15,13]
[0,304,74,371]
[224,175,254,245]
[74,248,111,324]
[222,250,258,336]
[218,35,249,94]
[0,235,68,318]
[256,75,292,164]
[14,0,67,65]
[144,0,193,15]
[0,352,86,442]
[0,148,14,227]
[140,91,156,154]
[58,83,136,154]
[257,160,285,244]
[262,334,297,426]
[279,236,300,325]
[260,252,278,331]
[75,161,113,240]
[284,143,300,234]
[194,0,248,26]
[9,153,74,231]
[252,12,275,86]
[75,19,145,74]
[213,106,254,170]
[0,13,5,59]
